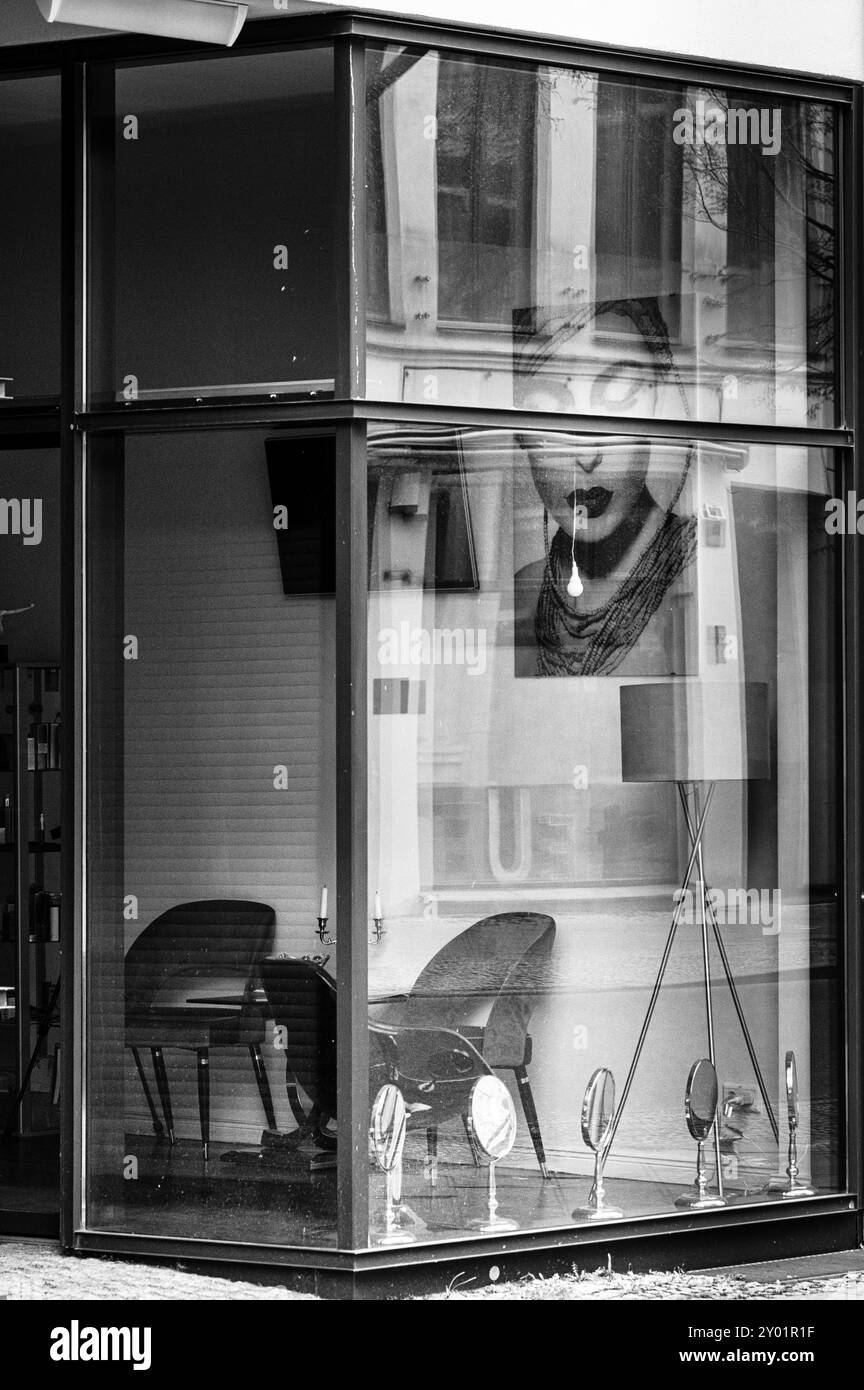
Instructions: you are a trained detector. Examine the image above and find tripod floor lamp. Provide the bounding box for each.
[608,680,777,1200]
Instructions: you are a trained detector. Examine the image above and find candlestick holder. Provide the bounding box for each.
[316,916,336,946]
[370,917,384,944]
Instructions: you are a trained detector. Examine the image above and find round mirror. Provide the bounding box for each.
[581,1067,616,1153]
[785,1050,799,1129]
[469,1075,517,1163]
[370,1084,407,1174]
[684,1059,718,1142]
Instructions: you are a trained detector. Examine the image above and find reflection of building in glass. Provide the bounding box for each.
[366,54,835,427]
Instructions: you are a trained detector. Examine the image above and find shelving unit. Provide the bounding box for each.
[0,664,62,1138]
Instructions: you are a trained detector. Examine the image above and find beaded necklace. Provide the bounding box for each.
[535,506,697,676]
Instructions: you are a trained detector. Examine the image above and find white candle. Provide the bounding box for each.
[374,890,382,920]
[319,885,327,920]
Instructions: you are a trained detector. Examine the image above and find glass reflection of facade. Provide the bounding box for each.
[366,51,836,428]
[0,12,858,1289]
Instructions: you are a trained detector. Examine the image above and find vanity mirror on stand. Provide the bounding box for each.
[467,1075,519,1233]
[676,1059,726,1210]
[572,1067,623,1221]
[370,1083,415,1246]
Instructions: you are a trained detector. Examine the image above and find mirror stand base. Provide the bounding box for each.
[674,1193,726,1209]
[571,1205,624,1221]
[762,1175,816,1198]
[468,1217,520,1233]
[376,1230,417,1246]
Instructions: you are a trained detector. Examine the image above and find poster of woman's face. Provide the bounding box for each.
[512,299,699,678]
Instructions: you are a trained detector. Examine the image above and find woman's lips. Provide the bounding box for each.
[567,486,612,519]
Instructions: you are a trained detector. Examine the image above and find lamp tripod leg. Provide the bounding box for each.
[688,783,724,1199]
[708,913,779,1143]
[605,789,714,1162]
[677,787,780,1146]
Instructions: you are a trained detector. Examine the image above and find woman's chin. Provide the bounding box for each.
[575,514,624,543]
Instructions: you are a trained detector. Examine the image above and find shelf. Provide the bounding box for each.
[0,664,63,1143]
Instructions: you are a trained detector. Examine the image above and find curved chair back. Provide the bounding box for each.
[125,899,276,1011]
[262,955,337,1117]
[389,911,555,1041]
[483,922,555,1068]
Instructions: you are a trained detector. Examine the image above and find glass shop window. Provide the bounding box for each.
[366,422,843,1245]
[365,46,838,428]
[88,48,336,406]
[86,429,338,1247]
[0,75,61,403]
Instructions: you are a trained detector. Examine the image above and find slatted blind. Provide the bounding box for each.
[124,437,336,953]
[109,438,336,1147]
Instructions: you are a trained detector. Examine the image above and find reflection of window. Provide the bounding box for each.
[594,79,683,337]
[436,56,536,324]
[367,66,390,321]
[726,103,776,346]
[368,429,478,591]
[0,76,61,399]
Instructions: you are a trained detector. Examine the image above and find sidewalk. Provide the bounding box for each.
[429,1250,864,1300]
[2,1238,864,1300]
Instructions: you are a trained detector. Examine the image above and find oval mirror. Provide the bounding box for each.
[785,1050,799,1128]
[581,1067,616,1153]
[370,1084,407,1174]
[684,1058,718,1142]
[469,1075,517,1162]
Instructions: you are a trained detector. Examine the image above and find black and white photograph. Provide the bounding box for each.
[0,0,862,1356]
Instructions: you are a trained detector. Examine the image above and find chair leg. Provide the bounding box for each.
[150,1047,175,1145]
[130,1047,164,1138]
[249,1044,276,1130]
[425,1124,438,1187]
[286,1079,310,1131]
[515,1064,549,1179]
[462,1113,481,1166]
[197,1048,210,1162]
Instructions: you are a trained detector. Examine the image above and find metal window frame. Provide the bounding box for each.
[0,7,858,1272]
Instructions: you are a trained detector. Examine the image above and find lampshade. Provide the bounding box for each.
[35,0,248,46]
[620,681,770,783]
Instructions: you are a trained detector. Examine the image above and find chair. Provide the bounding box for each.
[373,912,556,1177]
[125,899,277,1161]
[260,954,338,1155]
[259,955,492,1170]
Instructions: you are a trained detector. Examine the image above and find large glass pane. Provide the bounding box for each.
[0,449,62,1223]
[88,48,335,405]
[367,422,842,1244]
[366,48,837,428]
[0,76,61,403]
[86,429,338,1247]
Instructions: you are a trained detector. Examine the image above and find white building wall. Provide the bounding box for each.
[296,0,864,80]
